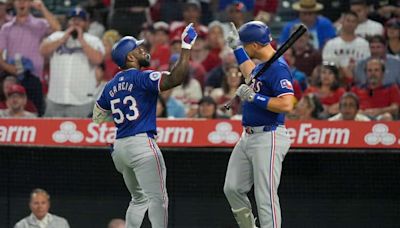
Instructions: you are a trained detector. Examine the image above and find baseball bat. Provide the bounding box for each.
[224,24,308,110]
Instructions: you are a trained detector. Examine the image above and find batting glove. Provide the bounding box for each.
[181,23,198,50]
[236,84,255,102]
[227,22,241,50]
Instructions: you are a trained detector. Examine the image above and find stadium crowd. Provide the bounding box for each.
[0,0,399,121]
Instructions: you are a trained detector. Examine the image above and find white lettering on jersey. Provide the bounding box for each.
[109,82,134,97]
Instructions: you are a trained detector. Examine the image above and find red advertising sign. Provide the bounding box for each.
[0,118,399,148]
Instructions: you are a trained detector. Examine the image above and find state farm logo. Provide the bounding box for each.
[52,121,84,143]
[208,122,239,144]
[364,123,396,145]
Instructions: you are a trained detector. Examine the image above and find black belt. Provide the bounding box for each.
[244,125,278,134]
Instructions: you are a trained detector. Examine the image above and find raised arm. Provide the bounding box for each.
[32,0,61,32]
[226,22,255,83]
[159,23,198,91]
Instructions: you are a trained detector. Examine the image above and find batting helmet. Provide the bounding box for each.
[112,36,144,68]
[238,21,272,46]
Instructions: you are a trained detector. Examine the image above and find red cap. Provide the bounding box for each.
[7,84,26,96]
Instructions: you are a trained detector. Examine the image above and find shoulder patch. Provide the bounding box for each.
[280,79,293,90]
[149,72,162,81]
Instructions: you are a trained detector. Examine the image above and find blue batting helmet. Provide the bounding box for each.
[112,36,145,68]
[238,21,272,46]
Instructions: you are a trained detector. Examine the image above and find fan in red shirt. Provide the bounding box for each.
[352,58,400,120]
[304,62,345,117]
[150,21,171,71]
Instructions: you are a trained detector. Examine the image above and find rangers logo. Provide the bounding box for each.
[280,79,293,90]
[149,72,161,81]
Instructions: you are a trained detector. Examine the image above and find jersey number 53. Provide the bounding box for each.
[110,95,139,124]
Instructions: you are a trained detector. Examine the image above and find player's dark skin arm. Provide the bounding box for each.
[159,49,191,91]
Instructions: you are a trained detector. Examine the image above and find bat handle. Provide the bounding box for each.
[224,95,238,110]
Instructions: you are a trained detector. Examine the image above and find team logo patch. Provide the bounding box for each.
[280,79,293,90]
[149,72,161,81]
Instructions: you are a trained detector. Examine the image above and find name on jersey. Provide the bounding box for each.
[108,82,133,98]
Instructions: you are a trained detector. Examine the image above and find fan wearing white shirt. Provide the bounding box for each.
[14,188,70,228]
[323,11,370,81]
[350,0,384,38]
[40,7,105,118]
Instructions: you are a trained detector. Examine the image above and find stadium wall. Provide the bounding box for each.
[1,146,399,228]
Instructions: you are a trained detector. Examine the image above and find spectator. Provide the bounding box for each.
[207,20,226,66]
[0,75,38,114]
[323,11,370,82]
[350,0,384,38]
[385,18,400,57]
[40,7,105,118]
[305,62,345,116]
[150,21,171,70]
[6,56,45,116]
[210,64,243,118]
[290,24,322,78]
[191,36,221,74]
[102,29,121,81]
[197,96,219,119]
[160,89,186,118]
[221,1,249,38]
[287,93,324,120]
[85,0,106,38]
[0,0,60,79]
[204,50,236,93]
[169,54,202,118]
[169,0,208,40]
[0,0,11,28]
[329,92,370,121]
[352,58,400,120]
[108,0,150,37]
[14,188,70,228]
[354,35,400,86]
[279,0,336,50]
[0,84,36,118]
[368,1,400,25]
[284,48,308,92]
[156,95,168,118]
[107,218,125,228]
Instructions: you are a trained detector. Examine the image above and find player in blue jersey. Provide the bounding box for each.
[223,21,295,228]
[92,23,197,228]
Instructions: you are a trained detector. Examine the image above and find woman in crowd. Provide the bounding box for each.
[288,93,324,120]
[197,96,219,119]
[304,62,345,117]
[210,64,243,118]
[385,18,400,57]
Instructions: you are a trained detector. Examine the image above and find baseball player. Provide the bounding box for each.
[92,23,197,228]
[223,21,295,228]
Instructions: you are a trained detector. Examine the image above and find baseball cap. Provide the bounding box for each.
[6,84,26,97]
[68,7,88,20]
[153,21,169,33]
[112,36,145,68]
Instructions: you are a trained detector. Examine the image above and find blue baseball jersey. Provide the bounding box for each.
[96,68,162,139]
[242,58,294,126]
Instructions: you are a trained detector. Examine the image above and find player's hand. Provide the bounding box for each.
[236,84,255,102]
[227,22,241,50]
[181,23,198,50]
